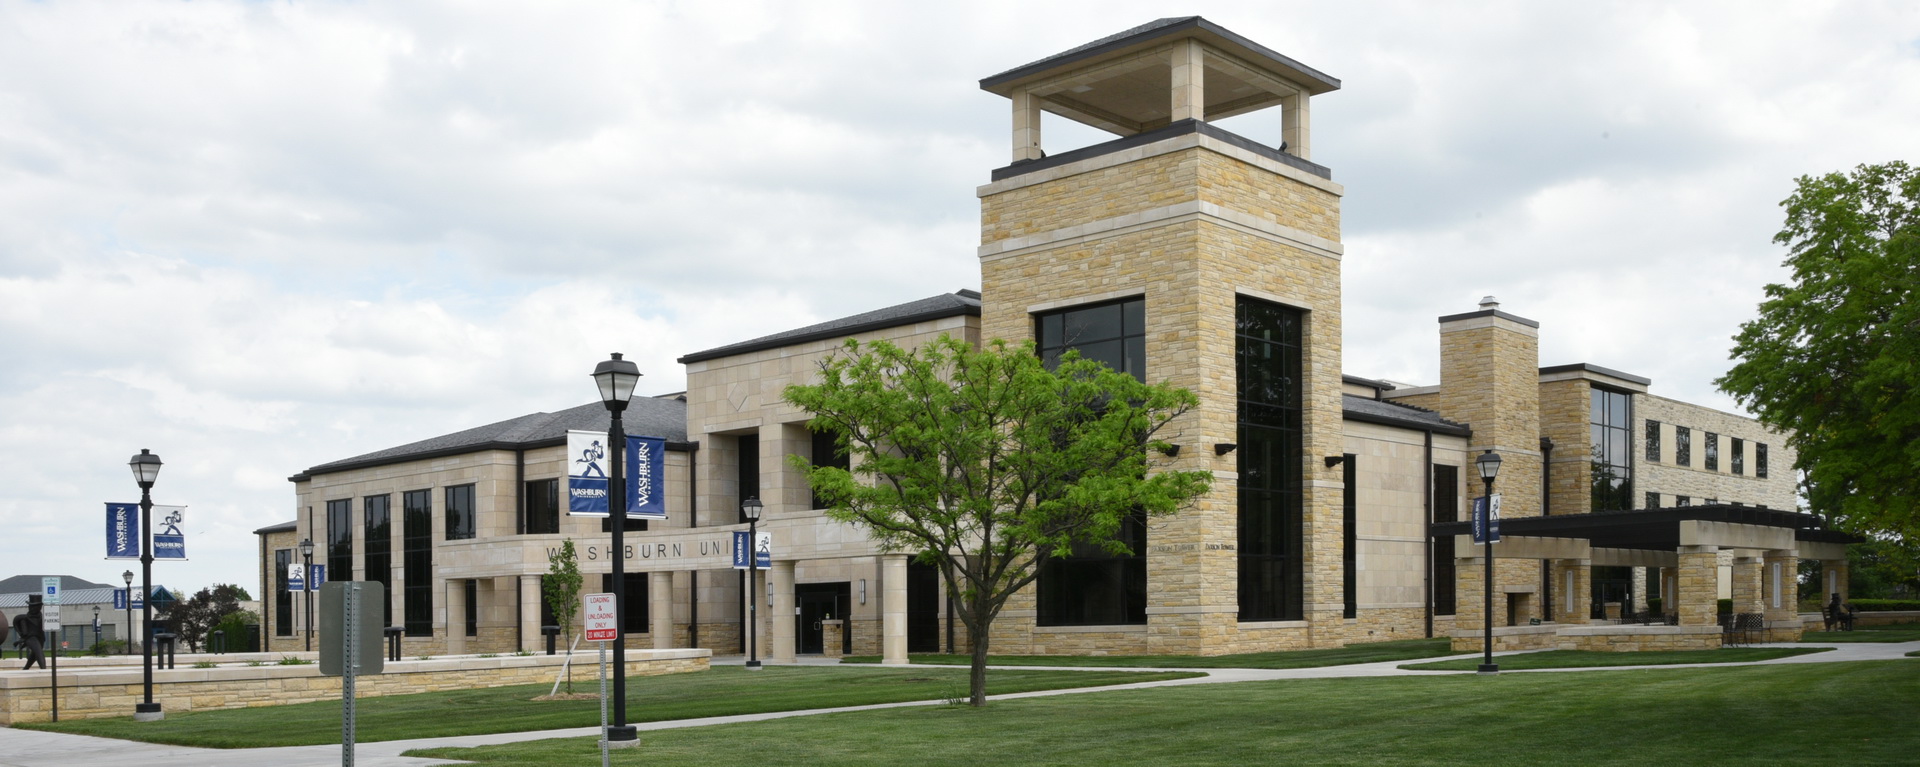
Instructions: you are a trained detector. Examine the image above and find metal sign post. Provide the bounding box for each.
[320,582,384,767]
[43,578,60,722]
[583,591,616,766]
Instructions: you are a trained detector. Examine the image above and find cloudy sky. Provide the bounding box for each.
[1,0,1915,595]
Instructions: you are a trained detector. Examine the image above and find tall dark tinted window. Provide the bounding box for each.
[445,484,476,540]
[1237,296,1304,622]
[463,580,478,637]
[1705,432,1720,471]
[523,478,560,534]
[1031,296,1151,627]
[364,494,393,627]
[1433,465,1459,615]
[1756,443,1768,478]
[809,429,849,511]
[1036,297,1146,381]
[1645,420,1662,462]
[1675,426,1692,466]
[1342,455,1357,620]
[1589,388,1633,511]
[737,433,760,523]
[327,499,353,585]
[1036,510,1147,625]
[275,549,293,636]
[403,490,433,637]
[1732,437,1745,475]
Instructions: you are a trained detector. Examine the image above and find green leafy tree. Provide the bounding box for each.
[1719,161,1920,539]
[542,539,584,693]
[785,336,1212,706]
[173,584,251,652]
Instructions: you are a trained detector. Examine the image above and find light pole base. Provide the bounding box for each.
[1476,664,1500,675]
[606,725,639,744]
[745,660,763,670]
[134,703,164,722]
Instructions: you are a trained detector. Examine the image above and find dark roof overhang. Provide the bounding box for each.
[1430,505,1865,551]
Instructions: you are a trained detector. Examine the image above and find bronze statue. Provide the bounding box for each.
[12,595,46,670]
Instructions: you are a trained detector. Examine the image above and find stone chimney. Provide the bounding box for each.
[1436,297,1542,519]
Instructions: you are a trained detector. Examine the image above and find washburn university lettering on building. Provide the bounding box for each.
[261,16,1833,662]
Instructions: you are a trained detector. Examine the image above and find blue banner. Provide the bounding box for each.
[567,431,668,520]
[1471,495,1502,544]
[731,531,771,569]
[106,503,140,559]
[152,505,187,560]
[309,564,327,591]
[287,560,306,592]
[114,588,143,610]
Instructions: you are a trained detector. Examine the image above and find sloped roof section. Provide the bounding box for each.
[294,396,688,480]
[0,574,114,594]
[677,290,981,364]
[1342,394,1471,436]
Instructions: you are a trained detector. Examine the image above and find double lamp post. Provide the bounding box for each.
[592,352,643,744]
[128,448,164,720]
[1475,448,1502,675]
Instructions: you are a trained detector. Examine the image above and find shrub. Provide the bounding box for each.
[1850,598,1920,612]
[276,656,312,665]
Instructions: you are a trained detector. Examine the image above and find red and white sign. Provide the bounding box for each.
[583,592,618,642]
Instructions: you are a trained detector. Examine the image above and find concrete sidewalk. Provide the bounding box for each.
[2,640,1912,767]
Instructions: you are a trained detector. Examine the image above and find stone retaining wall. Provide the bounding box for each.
[0,648,707,725]
[1554,624,1723,652]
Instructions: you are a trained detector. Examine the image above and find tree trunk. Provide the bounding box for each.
[969,615,991,706]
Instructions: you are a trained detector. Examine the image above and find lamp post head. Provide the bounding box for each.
[1476,449,1502,486]
[741,497,763,522]
[94,605,101,615]
[129,448,163,487]
[592,353,643,410]
[123,570,134,586]
[299,538,315,558]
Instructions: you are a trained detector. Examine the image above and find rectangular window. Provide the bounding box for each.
[1237,296,1304,622]
[1705,432,1720,471]
[464,580,478,637]
[403,490,433,637]
[1645,491,1660,509]
[1589,388,1634,511]
[737,433,760,523]
[1732,437,1745,475]
[327,499,353,585]
[523,478,560,534]
[1432,465,1459,616]
[1343,455,1357,620]
[1033,295,1153,627]
[275,549,293,636]
[445,484,476,541]
[808,428,850,511]
[1645,420,1662,462]
[1705,497,1718,505]
[1676,495,1691,507]
[1036,296,1147,381]
[364,494,393,628]
[1676,427,1692,467]
[1756,443,1769,479]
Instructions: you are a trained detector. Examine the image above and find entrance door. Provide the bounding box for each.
[795,582,850,655]
[1591,566,1634,621]
[907,560,940,653]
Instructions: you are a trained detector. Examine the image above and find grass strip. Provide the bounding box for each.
[1400,646,1829,671]
[1800,622,1920,643]
[408,660,1920,766]
[20,665,1198,748]
[841,637,1455,669]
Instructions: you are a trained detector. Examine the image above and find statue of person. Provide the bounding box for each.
[12,595,46,670]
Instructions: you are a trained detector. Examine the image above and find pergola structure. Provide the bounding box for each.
[1433,505,1861,652]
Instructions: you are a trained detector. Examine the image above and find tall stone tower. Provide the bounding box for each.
[975,17,1348,654]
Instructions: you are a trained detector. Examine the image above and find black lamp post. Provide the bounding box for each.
[299,537,315,651]
[93,605,102,648]
[1476,449,1503,675]
[122,570,134,657]
[742,497,763,670]
[592,352,642,743]
[129,448,163,720]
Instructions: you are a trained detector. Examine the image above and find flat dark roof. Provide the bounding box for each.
[1432,505,1862,551]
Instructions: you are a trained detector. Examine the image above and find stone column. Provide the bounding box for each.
[650,572,674,649]
[882,554,909,664]
[1453,554,1485,649]
[445,580,466,655]
[769,560,796,663]
[1011,89,1042,163]
[1676,546,1720,627]
[1823,559,1850,602]
[1763,550,1801,641]
[1730,556,1764,614]
[1170,38,1205,123]
[1280,91,1311,159]
[518,576,544,653]
[821,620,844,659]
[1551,559,1591,622]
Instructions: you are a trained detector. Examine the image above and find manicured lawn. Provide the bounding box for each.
[1801,622,1920,643]
[1399,646,1830,671]
[20,665,1197,748]
[841,637,1457,668]
[409,660,1920,766]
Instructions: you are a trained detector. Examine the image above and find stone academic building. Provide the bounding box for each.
[256,17,1853,660]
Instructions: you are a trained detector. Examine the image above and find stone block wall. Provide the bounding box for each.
[1639,394,1797,510]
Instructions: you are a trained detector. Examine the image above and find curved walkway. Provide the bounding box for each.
[2,640,1913,767]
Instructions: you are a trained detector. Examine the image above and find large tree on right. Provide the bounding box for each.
[1718,161,1919,539]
